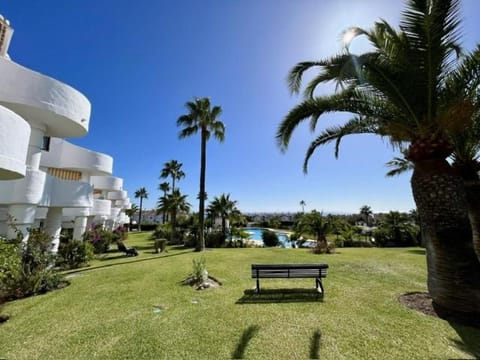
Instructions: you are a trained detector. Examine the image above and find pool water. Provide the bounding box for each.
[243,227,291,248]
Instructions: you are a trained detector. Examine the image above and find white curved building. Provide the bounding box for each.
[0,15,130,251]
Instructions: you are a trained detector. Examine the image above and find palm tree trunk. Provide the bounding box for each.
[411,159,480,326]
[138,198,143,232]
[197,127,207,251]
[171,209,177,244]
[464,180,480,261]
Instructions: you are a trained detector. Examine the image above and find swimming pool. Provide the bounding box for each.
[243,227,291,248]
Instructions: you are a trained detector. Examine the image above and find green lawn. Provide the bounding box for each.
[1,232,479,359]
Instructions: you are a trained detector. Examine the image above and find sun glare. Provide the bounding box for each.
[342,29,356,46]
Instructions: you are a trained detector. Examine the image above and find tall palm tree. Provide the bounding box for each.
[158,181,170,223]
[157,189,190,244]
[359,205,373,226]
[134,187,148,232]
[124,204,138,231]
[177,97,225,252]
[300,200,306,213]
[277,0,480,324]
[207,193,238,240]
[160,160,185,194]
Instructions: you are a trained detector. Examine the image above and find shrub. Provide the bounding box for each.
[312,241,336,254]
[1,228,64,300]
[56,241,94,269]
[154,239,167,253]
[151,224,171,240]
[262,230,279,247]
[0,238,21,300]
[206,231,226,248]
[83,224,115,254]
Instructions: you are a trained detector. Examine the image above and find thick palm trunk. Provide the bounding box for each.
[197,128,207,252]
[138,198,143,232]
[411,159,480,326]
[463,181,480,261]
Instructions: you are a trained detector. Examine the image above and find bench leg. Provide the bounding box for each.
[316,278,324,294]
[255,278,260,294]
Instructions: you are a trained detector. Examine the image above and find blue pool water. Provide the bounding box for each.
[243,227,291,248]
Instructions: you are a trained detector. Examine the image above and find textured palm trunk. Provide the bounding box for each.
[411,159,480,326]
[138,198,143,232]
[170,209,177,244]
[463,181,480,261]
[197,128,207,252]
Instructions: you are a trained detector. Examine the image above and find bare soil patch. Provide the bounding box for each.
[398,291,438,317]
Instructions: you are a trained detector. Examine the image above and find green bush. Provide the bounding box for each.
[1,228,64,300]
[151,224,171,240]
[56,241,94,269]
[262,230,279,247]
[0,238,21,300]
[83,224,115,254]
[206,231,226,248]
[154,239,167,253]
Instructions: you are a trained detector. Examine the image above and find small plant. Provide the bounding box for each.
[192,257,208,283]
[262,230,279,247]
[56,241,94,269]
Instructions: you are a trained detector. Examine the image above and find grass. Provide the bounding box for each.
[1,232,479,359]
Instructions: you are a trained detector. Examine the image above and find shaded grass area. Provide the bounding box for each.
[1,232,479,359]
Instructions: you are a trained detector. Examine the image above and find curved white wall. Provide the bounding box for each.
[0,169,46,204]
[39,175,93,208]
[0,57,90,138]
[0,105,30,179]
[92,199,111,216]
[41,138,113,175]
[91,175,123,191]
[107,190,127,201]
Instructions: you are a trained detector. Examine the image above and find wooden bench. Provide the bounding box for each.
[251,263,328,294]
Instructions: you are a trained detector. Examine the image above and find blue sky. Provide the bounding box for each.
[3,0,479,214]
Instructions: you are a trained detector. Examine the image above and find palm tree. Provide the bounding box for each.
[160,160,185,194]
[359,205,373,226]
[300,200,306,213]
[134,187,148,232]
[157,189,190,244]
[297,210,333,252]
[177,97,225,252]
[277,0,480,324]
[158,181,170,223]
[207,193,238,240]
[124,204,138,231]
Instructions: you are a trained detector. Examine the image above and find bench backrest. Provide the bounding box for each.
[251,264,328,278]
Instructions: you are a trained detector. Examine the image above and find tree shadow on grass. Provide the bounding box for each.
[406,249,426,255]
[449,322,480,359]
[62,249,194,275]
[236,289,324,304]
[231,325,259,359]
[309,329,322,359]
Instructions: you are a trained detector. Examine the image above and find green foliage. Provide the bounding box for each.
[154,239,167,254]
[83,224,115,254]
[191,257,208,283]
[0,238,21,300]
[373,212,420,247]
[205,231,226,248]
[56,241,94,269]
[151,224,172,241]
[1,228,64,300]
[262,230,279,247]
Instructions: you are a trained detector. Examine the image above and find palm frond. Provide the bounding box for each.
[385,157,413,177]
